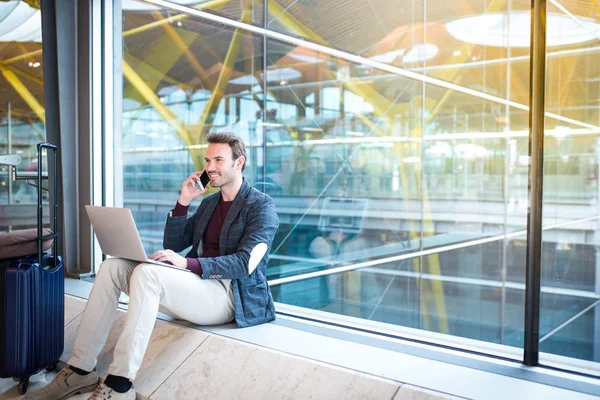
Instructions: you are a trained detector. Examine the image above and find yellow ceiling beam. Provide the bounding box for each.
[195,29,243,133]
[1,0,229,64]
[123,28,198,104]
[266,0,328,45]
[122,61,192,146]
[154,11,215,91]
[194,35,223,66]
[594,0,600,18]
[2,63,43,86]
[0,64,45,123]
[196,1,252,135]
[123,0,231,37]
[124,53,193,90]
[3,49,43,65]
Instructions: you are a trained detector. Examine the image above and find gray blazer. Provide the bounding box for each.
[163,179,279,327]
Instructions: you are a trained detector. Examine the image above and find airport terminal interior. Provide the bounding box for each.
[0,0,599,398]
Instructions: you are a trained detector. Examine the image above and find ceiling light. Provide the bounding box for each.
[453,50,461,56]
[402,44,439,64]
[287,53,323,64]
[261,67,303,83]
[446,11,600,47]
[176,21,183,27]
[32,62,40,67]
[232,67,303,86]
[229,75,260,85]
[369,49,406,63]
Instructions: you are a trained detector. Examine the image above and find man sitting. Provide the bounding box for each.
[27,133,279,400]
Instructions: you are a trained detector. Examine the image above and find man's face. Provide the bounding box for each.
[205,143,242,188]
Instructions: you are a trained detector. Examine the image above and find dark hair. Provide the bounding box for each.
[207,132,247,171]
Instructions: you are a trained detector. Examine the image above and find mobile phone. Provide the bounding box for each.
[196,170,210,191]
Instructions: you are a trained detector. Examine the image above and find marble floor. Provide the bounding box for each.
[0,295,457,400]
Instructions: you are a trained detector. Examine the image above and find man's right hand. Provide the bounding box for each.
[178,171,208,206]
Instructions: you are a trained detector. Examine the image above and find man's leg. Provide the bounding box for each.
[107,263,234,380]
[69,258,138,370]
[70,266,233,400]
[26,258,138,400]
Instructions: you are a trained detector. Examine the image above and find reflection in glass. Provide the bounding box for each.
[122,5,263,254]
[118,0,600,370]
[539,1,600,368]
[0,0,45,232]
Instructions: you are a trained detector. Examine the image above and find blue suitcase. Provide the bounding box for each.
[0,143,64,395]
[0,254,65,393]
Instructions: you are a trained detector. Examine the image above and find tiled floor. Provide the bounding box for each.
[1,295,455,400]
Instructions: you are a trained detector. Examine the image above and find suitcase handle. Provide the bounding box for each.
[37,143,59,271]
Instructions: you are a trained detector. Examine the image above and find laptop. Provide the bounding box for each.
[85,205,190,272]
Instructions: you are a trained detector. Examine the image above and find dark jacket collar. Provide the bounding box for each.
[196,178,252,255]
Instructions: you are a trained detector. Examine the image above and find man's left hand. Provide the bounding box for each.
[149,250,188,269]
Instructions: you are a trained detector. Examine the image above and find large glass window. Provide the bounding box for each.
[265,1,531,354]
[0,0,46,232]
[122,0,263,254]
[539,1,600,371]
[117,0,599,374]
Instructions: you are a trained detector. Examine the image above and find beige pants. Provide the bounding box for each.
[68,258,234,379]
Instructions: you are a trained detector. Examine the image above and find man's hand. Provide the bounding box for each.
[179,171,208,206]
[149,250,188,269]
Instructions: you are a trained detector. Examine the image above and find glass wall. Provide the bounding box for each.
[121,0,263,252]
[0,0,46,232]
[539,1,600,368]
[118,0,600,373]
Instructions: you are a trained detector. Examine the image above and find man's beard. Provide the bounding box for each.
[209,163,236,188]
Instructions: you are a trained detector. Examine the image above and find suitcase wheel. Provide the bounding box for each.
[18,377,29,395]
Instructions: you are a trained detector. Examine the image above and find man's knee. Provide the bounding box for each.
[129,263,158,286]
[96,258,131,286]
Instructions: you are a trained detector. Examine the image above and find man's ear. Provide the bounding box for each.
[237,156,246,170]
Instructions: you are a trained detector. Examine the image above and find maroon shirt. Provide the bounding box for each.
[172,198,232,276]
